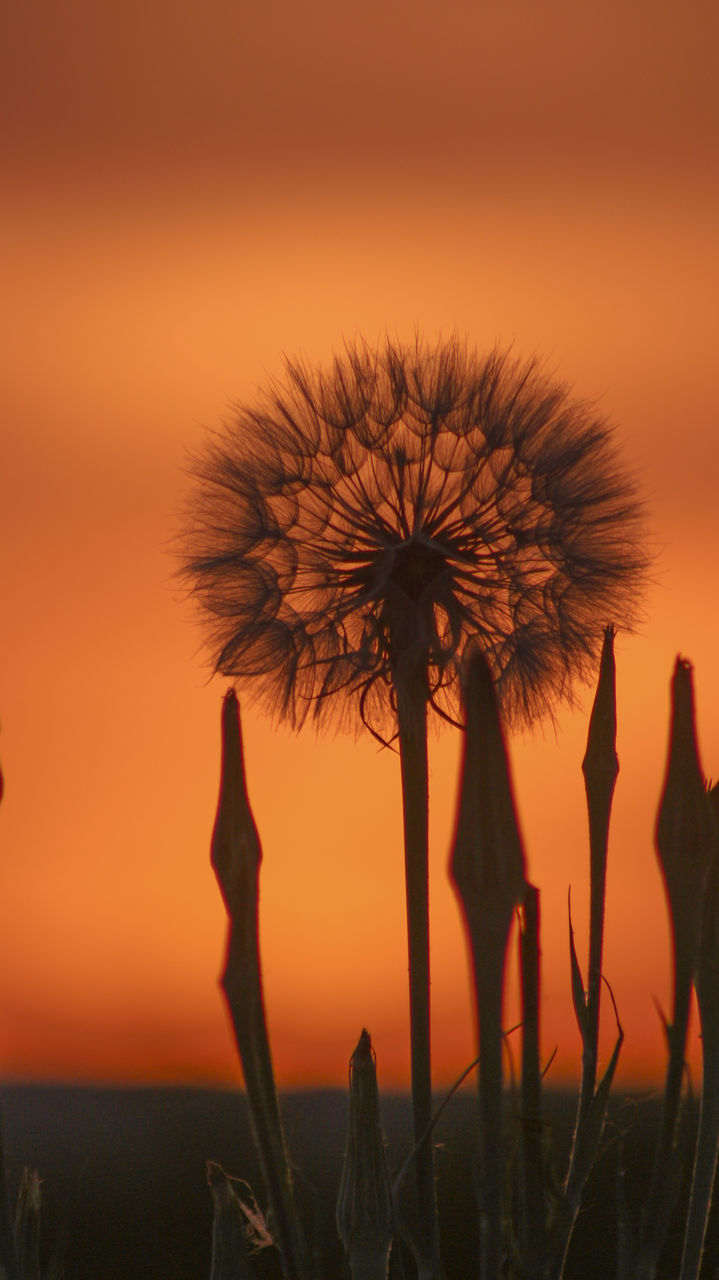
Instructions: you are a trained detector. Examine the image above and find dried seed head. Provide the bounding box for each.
[181,336,650,739]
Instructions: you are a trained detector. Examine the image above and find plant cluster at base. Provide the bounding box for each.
[203,639,718,1280]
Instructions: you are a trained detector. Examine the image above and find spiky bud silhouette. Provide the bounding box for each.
[182,336,647,739]
[181,334,648,1275]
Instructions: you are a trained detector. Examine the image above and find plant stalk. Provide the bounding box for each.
[449,651,527,1280]
[639,659,716,1279]
[394,673,443,1277]
[518,884,545,1280]
[636,957,694,1280]
[680,785,719,1280]
[212,690,311,1280]
[579,626,618,1120]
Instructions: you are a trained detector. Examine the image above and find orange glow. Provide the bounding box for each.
[1,1,718,1091]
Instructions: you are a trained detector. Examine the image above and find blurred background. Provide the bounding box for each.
[1,0,718,1090]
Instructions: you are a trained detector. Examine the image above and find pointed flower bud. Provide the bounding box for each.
[450,647,526,934]
[336,1030,394,1280]
[655,658,715,979]
[211,688,262,927]
[582,623,619,804]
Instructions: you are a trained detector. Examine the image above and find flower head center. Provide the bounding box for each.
[385,536,447,604]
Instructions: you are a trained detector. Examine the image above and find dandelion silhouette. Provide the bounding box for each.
[181,334,648,1270]
[184,337,646,735]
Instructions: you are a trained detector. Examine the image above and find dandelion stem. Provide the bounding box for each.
[394,671,443,1277]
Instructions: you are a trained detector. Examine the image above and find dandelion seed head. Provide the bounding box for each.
[181,335,649,738]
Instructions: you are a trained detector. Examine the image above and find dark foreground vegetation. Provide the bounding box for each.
[2,1083,712,1280]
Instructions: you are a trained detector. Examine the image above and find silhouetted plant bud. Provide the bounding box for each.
[655,658,715,982]
[582,623,619,799]
[337,1031,394,1280]
[211,687,262,928]
[450,647,526,928]
[638,660,717,1275]
[209,691,311,1280]
[697,784,719,986]
[449,649,526,1279]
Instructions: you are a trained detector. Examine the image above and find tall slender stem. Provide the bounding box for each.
[473,929,511,1280]
[212,691,311,1280]
[637,956,694,1280]
[579,625,618,1120]
[395,672,442,1275]
[450,651,527,1280]
[0,1103,17,1280]
[519,884,545,1279]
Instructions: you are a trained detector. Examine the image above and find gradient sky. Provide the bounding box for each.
[1,0,718,1090]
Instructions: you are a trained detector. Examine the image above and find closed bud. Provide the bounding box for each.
[211,688,262,927]
[655,658,715,977]
[450,647,526,930]
[336,1031,394,1280]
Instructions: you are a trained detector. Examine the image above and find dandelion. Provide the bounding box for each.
[181,334,649,1271]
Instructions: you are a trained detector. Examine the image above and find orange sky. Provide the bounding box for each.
[1,0,718,1092]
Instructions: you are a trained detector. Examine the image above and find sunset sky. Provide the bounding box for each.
[2,0,718,1092]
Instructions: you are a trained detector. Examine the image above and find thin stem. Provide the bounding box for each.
[394,671,443,1277]
[212,691,311,1280]
[637,955,694,1280]
[449,651,527,1280]
[682,791,719,1280]
[221,927,310,1280]
[678,1089,719,1280]
[0,1101,17,1280]
[473,929,511,1280]
[579,624,618,1119]
[519,885,545,1279]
